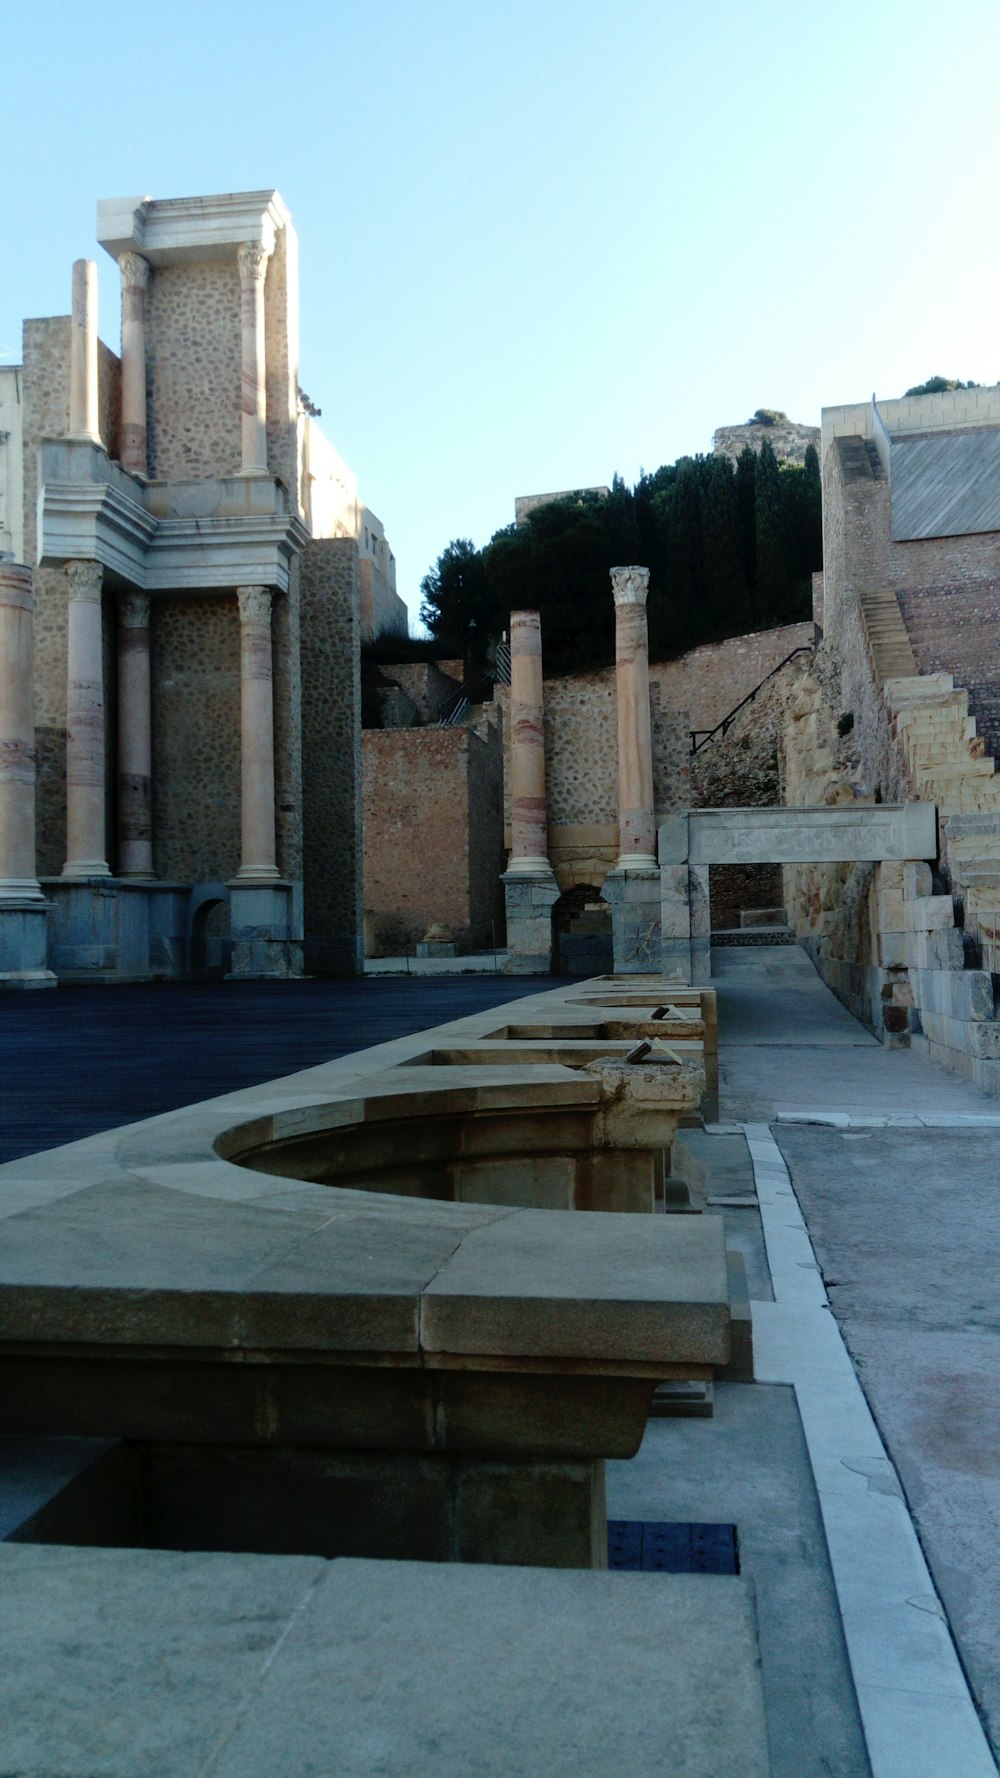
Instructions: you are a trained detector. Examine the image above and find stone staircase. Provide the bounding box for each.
[896,583,1000,761]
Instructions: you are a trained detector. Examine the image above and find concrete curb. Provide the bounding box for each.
[745,1122,998,1778]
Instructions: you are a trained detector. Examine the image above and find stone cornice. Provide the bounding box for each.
[98,190,292,268]
[37,441,307,595]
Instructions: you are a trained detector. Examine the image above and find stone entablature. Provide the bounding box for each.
[37,439,308,594]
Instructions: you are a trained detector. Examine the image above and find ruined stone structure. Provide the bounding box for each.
[712,412,819,466]
[778,386,1000,1084]
[0,188,401,984]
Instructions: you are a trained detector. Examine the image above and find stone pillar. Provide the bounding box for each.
[235,587,280,881]
[118,253,150,476]
[69,259,101,444]
[63,560,110,878]
[612,566,656,870]
[117,591,153,877]
[237,241,270,475]
[507,609,550,872]
[602,567,660,971]
[0,563,54,986]
[229,587,301,979]
[502,610,558,973]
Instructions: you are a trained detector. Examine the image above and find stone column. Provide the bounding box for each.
[602,566,661,972]
[501,609,558,973]
[117,591,153,877]
[118,253,150,476]
[0,562,54,986]
[612,566,656,870]
[69,259,101,444]
[236,587,280,881]
[0,563,44,902]
[237,241,270,475]
[63,560,110,878]
[508,609,550,872]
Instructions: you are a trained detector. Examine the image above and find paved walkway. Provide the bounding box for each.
[714,946,1000,1765]
[0,976,548,1164]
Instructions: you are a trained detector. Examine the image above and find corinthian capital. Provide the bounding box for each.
[610,565,650,608]
[237,586,273,624]
[66,560,103,603]
[237,241,270,285]
[118,252,151,291]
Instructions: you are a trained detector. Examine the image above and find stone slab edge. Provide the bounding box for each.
[744,1122,997,1778]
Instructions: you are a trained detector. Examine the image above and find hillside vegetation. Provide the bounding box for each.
[419,440,821,676]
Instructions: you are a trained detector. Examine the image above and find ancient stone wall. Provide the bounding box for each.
[150,596,241,882]
[299,538,362,974]
[713,417,819,466]
[466,718,506,949]
[373,660,462,726]
[146,264,242,480]
[263,226,299,503]
[649,622,814,737]
[691,665,802,926]
[363,727,499,954]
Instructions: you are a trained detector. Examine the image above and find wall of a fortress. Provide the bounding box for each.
[299,538,362,974]
[22,317,121,875]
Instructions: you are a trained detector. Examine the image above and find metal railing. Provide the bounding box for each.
[689,646,812,755]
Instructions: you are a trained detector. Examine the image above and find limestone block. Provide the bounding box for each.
[903,861,933,899]
[968,1023,1000,1060]
[878,931,907,969]
[907,927,964,971]
[0,902,55,988]
[905,896,956,931]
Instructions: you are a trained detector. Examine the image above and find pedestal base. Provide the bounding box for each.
[0,899,55,988]
[601,868,661,973]
[501,868,559,974]
[227,880,304,980]
[659,863,711,984]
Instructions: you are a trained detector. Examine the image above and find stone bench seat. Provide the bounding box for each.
[0,1545,770,1778]
[0,1033,732,1566]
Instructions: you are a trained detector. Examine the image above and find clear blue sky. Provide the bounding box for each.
[3,0,998,627]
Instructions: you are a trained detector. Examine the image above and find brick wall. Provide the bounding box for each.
[363,725,504,954]
[300,539,362,974]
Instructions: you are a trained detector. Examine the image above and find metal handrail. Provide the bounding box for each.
[689,646,812,755]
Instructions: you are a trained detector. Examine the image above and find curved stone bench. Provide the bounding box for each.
[0,999,731,1568]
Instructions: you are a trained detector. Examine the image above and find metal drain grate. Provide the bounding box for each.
[607,1520,739,1574]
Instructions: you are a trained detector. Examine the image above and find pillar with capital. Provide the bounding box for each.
[601,566,663,973]
[501,609,558,973]
[237,241,270,475]
[117,591,153,878]
[63,559,110,879]
[118,253,150,476]
[0,561,54,986]
[69,259,101,445]
[229,585,301,978]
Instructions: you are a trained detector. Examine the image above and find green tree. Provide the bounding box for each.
[419,538,498,657]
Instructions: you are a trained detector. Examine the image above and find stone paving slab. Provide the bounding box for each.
[0,1546,770,1778]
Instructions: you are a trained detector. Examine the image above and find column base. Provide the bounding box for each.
[227,880,304,980]
[0,878,47,903]
[0,899,55,988]
[61,861,112,880]
[601,867,661,974]
[613,853,659,873]
[501,867,560,974]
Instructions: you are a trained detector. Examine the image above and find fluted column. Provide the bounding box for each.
[63,560,110,877]
[612,566,657,870]
[69,259,101,444]
[236,587,280,881]
[117,591,153,877]
[507,609,550,872]
[237,241,270,475]
[118,253,150,476]
[0,563,44,901]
